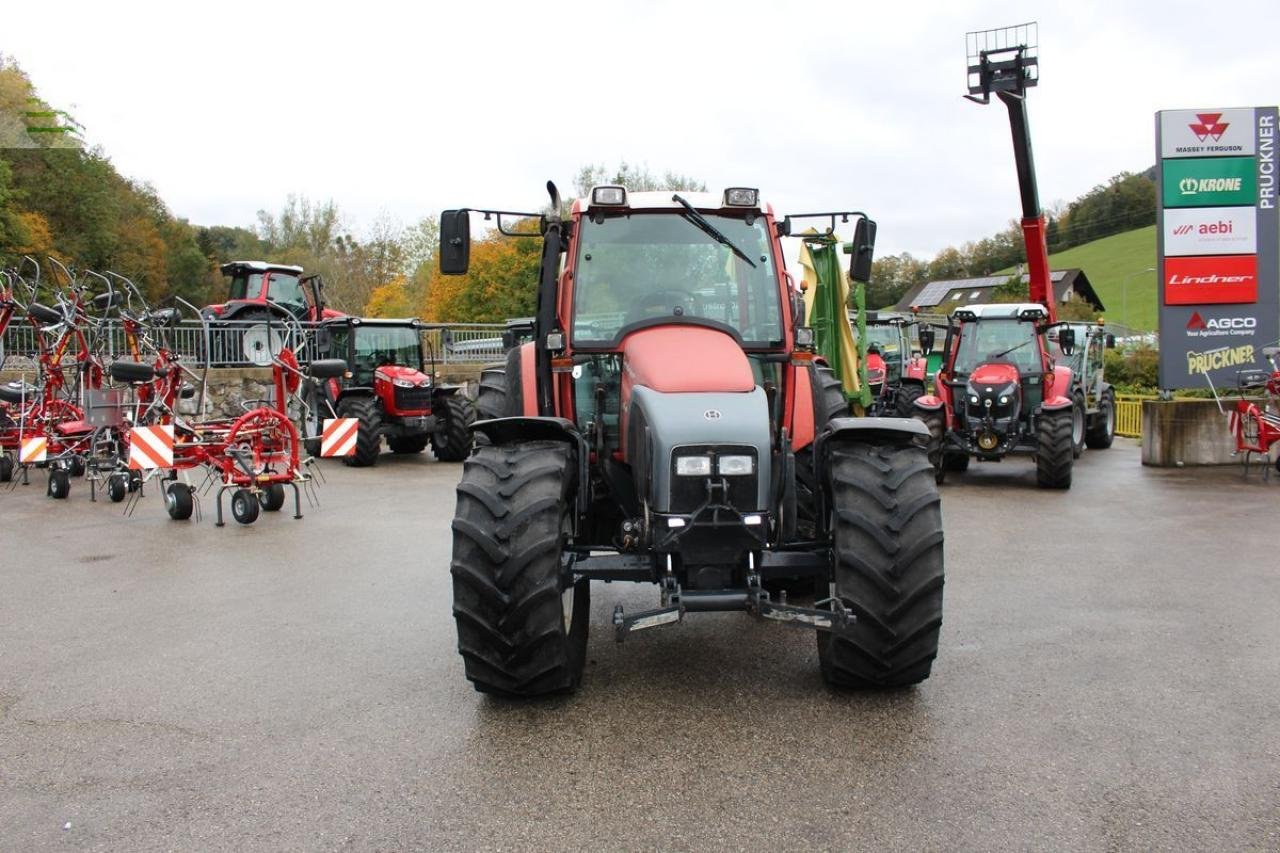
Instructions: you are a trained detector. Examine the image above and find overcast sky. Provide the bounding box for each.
[7,0,1279,258]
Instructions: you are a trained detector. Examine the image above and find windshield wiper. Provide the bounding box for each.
[991,338,1034,359]
[671,194,756,268]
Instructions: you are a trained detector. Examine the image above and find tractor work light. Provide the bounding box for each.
[723,187,759,207]
[717,455,754,476]
[591,185,627,206]
[675,455,713,476]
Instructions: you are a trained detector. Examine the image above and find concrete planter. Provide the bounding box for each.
[1141,398,1270,466]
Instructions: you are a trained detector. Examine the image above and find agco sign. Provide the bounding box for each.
[1185,311,1258,338]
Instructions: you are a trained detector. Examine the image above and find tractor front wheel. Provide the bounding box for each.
[913,406,946,484]
[1086,389,1116,449]
[450,440,589,697]
[337,396,382,467]
[430,394,475,462]
[1036,407,1074,489]
[895,383,924,418]
[818,440,945,688]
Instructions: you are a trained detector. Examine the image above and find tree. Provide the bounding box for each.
[573,162,706,197]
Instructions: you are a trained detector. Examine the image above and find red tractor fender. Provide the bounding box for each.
[903,356,929,382]
[913,394,944,410]
[517,341,538,416]
[1045,364,1073,401]
[1041,395,1073,411]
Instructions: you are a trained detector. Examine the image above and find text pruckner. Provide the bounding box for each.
[1186,345,1255,376]
[1260,113,1274,209]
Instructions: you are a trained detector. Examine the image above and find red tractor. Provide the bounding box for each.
[439,183,945,697]
[911,24,1081,489]
[202,261,342,324]
[856,311,931,417]
[301,317,474,466]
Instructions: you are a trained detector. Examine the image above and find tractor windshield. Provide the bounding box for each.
[571,212,782,348]
[862,324,905,380]
[335,325,423,384]
[953,319,1040,374]
[227,272,307,314]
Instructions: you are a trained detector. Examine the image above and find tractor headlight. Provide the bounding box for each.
[675,455,713,476]
[392,378,416,388]
[717,454,754,476]
[999,395,1009,405]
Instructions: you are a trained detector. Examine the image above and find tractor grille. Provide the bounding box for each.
[669,446,760,514]
[394,385,432,412]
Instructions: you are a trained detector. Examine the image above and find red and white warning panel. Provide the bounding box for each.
[128,425,175,470]
[19,436,47,464]
[321,418,358,457]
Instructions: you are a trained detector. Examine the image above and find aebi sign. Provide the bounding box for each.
[1164,255,1257,305]
[1163,207,1257,256]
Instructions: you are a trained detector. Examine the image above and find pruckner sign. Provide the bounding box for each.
[1156,106,1279,390]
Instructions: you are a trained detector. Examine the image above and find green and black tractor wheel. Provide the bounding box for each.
[337,396,383,468]
[1035,406,1074,489]
[818,440,945,688]
[450,440,589,697]
[1085,389,1116,450]
[430,393,475,462]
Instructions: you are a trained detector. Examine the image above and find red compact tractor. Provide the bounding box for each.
[301,317,474,466]
[911,24,1082,489]
[856,311,931,417]
[440,183,945,697]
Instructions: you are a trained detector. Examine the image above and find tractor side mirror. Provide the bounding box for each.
[307,358,348,379]
[1105,334,1116,349]
[439,210,471,275]
[848,218,877,284]
[918,326,936,356]
[1057,327,1076,357]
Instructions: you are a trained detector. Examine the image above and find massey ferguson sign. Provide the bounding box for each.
[1157,106,1279,389]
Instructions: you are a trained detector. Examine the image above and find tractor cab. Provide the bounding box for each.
[204,261,339,322]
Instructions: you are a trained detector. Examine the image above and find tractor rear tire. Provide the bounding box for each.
[1086,389,1116,449]
[337,397,382,467]
[913,406,946,484]
[895,383,924,418]
[1036,407,1074,489]
[818,441,945,688]
[450,440,589,697]
[475,363,510,421]
[388,435,429,455]
[430,394,475,462]
[1070,392,1087,458]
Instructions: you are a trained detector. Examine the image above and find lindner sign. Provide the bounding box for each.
[1156,106,1278,389]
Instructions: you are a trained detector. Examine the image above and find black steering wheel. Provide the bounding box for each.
[628,289,702,322]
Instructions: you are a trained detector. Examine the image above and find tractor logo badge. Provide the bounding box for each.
[703,409,722,420]
[1186,312,1206,331]
[1189,113,1229,142]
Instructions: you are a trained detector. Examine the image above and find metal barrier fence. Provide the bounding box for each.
[1115,395,1149,438]
[0,320,507,369]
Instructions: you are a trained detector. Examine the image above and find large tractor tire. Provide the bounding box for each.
[337,396,382,467]
[1070,391,1087,458]
[1086,389,1116,449]
[450,440,590,697]
[913,406,946,484]
[1035,407,1074,489]
[430,394,475,462]
[895,382,924,418]
[475,363,510,422]
[795,364,850,538]
[818,441,945,688]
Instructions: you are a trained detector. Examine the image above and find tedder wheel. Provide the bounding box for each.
[337,396,382,468]
[165,482,194,520]
[69,456,86,477]
[48,468,71,500]
[450,440,589,697]
[259,483,286,512]
[818,440,945,688]
[1070,392,1087,459]
[895,383,924,418]
[1036,407,1075,489]
[107,473,128,503]
[1086,389,1116,450]
[388,435,429,455]
[913,406,946,484]
[0,454,13,483]
[230,487,261,525]
[430,393,476,462]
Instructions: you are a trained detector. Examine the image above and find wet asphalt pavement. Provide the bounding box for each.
[1,439,1278,851]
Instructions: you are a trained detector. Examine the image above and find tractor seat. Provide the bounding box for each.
[0,381,36,404]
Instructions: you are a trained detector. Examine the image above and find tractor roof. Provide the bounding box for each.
[219,261,304,276]
[953,303,1047,319]
[578,190,770,214]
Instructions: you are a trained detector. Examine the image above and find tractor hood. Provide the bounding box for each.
[619,326,755,394]
[374,365,430,387]
[970,362,1020,387]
